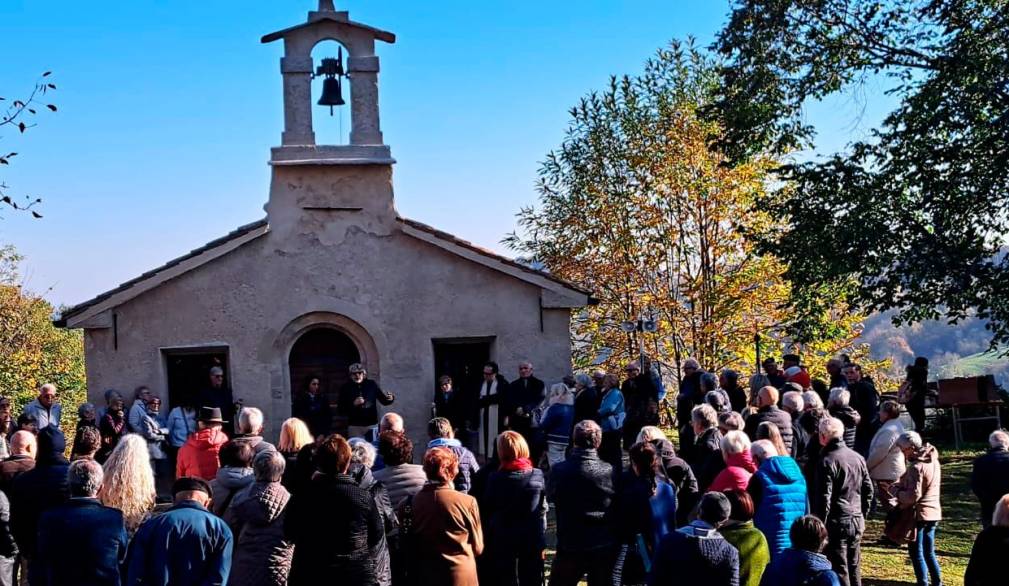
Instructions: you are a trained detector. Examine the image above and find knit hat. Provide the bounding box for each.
[698,492,731,526]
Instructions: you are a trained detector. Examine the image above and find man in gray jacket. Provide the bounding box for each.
[20,385,60,431]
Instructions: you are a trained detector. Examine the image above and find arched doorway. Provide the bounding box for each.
[288,327,361,432]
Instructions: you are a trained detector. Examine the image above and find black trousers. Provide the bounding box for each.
[549,548,615,586]
[825,518,864,586]
[489,549,544,586]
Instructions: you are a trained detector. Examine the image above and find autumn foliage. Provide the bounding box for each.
[508,42,886,384]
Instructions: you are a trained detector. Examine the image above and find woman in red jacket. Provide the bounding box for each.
[176,407,228,480]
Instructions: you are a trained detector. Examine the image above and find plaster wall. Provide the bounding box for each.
[82,170,572,446]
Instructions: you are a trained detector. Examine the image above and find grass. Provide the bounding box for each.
[860,446,982,586]
[542,439,985,586]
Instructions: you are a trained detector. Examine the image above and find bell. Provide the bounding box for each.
[318,77,345,115]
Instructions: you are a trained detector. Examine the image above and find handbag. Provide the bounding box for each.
[884,505,917,544]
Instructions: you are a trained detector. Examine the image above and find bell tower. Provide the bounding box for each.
[261,1,397,240]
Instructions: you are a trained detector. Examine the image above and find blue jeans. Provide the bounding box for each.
[908,521,942,586]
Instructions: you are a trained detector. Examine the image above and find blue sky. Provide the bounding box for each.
[0,0,894,307]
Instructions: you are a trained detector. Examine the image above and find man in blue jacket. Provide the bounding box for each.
[36,459,128,585]
[126,477,233,586]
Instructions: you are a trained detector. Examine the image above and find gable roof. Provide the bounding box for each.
[261,13,396,44]
[56,216,591,329]
[55,219,269,328]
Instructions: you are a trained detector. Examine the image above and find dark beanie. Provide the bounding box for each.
[37,425,66,462]
[172,477,212,496]
[698,492,731,526]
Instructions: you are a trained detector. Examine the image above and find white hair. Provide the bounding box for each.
[782,391,804,413]
[802,391,824,410]
[989,430,1009,450]
[239,407,264,434]
[896,430,923,451]
[828,388,850,407]
[751,439,778,463]
[380,412,403,433]
[548,383,575,406]
[349,438,377,468]
[68,459,104,497]
[819,417,845,441]
[720,430,751,456]
[39,383,57,394]
[636,426,668,444]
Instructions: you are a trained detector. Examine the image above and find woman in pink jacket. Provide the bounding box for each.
[709,430,757,492]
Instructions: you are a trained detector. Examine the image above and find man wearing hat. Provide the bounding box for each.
[126,476,233,586]
[176,407,229,481]
[651,492,740,585]
[337,363,395,438]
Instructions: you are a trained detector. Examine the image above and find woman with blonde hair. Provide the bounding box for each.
[100,434,156,535]
[278,417,314,492]
[539,383,575,467]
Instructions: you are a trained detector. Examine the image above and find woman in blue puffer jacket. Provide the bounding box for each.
[749,439,809,559]
[539,383,575,467]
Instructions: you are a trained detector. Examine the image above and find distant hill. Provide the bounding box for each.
[859,312,1008,385]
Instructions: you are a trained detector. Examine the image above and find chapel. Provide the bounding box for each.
[56,1,589,443]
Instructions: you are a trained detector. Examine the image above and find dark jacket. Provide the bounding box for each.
[789,412,810,465]
[291,392,333,438]
[744,405,794,454]
[573,387,600,425]
[965,525,1009,586]
[224,481,294,586]
[848,379,879,453]
[9,426,69,560]
[37,497,128,586]
[812,438,873,534]
[539,403,575,444]
[613,471,677,547]
[284,472,383,585]
[691,427,723,490]
[726,383,748,414]
[427,438,479,494]
[749,456,808,558]
[828,405,860,450]
[758,548,841,586]
[127,499,234,586]
[199,385,236,431]
[0,454,35,494]
[506,376,545,436]
[971,447,1009,527]
[338,379,394,427]
[98,411,126,462]
[651,522,740,586]
[482,468,547,555]
[546,448,615,552]
[351,465,395,586]
[433,389,468,433]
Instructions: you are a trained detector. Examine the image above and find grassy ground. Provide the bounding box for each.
[543,441,985,586]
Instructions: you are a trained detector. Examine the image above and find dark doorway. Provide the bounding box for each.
[163,347,229,410]
[432,338,492,406]
[289,328,361,434]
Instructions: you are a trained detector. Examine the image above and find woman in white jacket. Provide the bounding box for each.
[866,400,906,512]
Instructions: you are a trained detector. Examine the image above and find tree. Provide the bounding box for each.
[710,0,1009,349]
[1,72,57,216]
[507,41,876,380]
[0,244,85,419]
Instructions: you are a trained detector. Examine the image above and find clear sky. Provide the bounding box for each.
[0,0,893,307]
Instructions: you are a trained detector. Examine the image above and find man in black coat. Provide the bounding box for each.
[9,426,70,584]
[337,363,395,438]
[812,417,874,586]
[971,430,1009,527]
[782,390,810,465]
[507,361,545,448]
[284,434,383,586]
[843,364,879,455]
[432,375,468,434]
[620,361,659,450]
[687,404,723,491]
[198,366,236,434]
[743,386,795,454]
[292,376,333,438]
[546,420,615,586]
[36,459,128,586]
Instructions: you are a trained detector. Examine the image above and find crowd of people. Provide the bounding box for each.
[0,354,1004,586]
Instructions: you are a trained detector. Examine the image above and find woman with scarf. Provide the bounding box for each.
[480,431,546,586]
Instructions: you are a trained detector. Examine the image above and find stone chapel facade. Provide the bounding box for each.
[56,2,590,444]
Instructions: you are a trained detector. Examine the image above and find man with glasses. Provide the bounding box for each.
[198,366,235,436]
[21,384,61,431]
[507,361,545,451]
[338,363,395,438]
[474,361,509,460]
